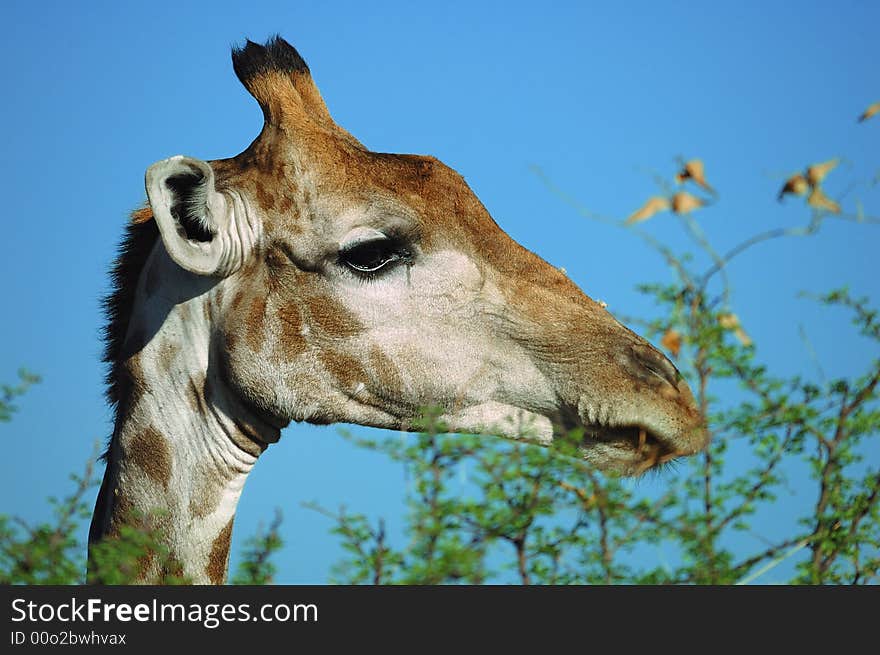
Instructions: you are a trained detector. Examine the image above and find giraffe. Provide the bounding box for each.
[88,36,708,584]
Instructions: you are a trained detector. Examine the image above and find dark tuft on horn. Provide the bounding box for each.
[228,34,365,148]
[231,35,310,86]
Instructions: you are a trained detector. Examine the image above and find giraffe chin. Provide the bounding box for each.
[574,424,686,477]
[435,404,555,447]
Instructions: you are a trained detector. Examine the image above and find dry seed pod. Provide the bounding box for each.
[858,101,880,123]
[733,327,753,347]
[661,329,682,357]
[719,313,752,346]
[718,313,740,329]
[807,186,841,214]
[805,158,839,187]
[626,196,670,224]
[671,191,704,215]
[778,173,809,201]
[675,159,714,193]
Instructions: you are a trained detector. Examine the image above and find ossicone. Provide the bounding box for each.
[230,35,330,127]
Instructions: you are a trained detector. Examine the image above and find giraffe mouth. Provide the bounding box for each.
[550,411,684,475]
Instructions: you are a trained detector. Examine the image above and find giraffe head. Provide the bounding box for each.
[143,36,707,475]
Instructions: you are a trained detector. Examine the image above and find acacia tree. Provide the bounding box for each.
[311,152,879,585]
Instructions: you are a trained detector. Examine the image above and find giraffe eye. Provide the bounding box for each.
[339,238,411,276]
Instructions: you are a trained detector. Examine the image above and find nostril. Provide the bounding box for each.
[626,343,681,389]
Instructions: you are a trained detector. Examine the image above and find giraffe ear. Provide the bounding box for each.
[145,155,245,277]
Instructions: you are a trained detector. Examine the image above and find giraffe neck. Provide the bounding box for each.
[89,245,280,584]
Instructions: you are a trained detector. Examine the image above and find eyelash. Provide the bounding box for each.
[337,238,413,279]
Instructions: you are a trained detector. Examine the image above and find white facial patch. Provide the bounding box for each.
[324,247,557,426]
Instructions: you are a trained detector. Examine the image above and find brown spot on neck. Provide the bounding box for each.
[206,519,234,585]
[90,497,172,583]
[125,426,172,491]
[101,477,131,540]
[115,352,149,425]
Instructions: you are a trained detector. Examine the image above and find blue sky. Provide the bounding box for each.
[0,1,877,583]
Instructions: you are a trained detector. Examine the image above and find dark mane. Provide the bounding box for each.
[101,209,159,455]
